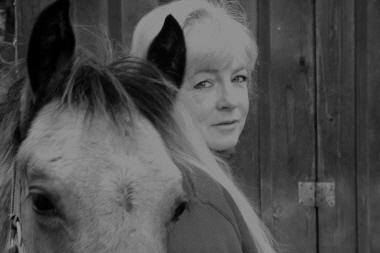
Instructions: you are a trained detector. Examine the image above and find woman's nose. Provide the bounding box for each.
[216,81,238,110]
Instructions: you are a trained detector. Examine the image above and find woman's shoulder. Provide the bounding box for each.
[184,167,242,236]
[167,167,257,253]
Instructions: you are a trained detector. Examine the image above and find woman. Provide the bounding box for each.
[130,0,276,252]
[131,0,257,153]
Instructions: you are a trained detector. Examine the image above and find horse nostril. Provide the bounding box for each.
[172,201,187,222]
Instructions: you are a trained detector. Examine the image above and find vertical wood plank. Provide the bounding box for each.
[0,0,15,63]
[16,0,55,58]
[108,0,122,49]
[3,0,14,43]
[258,0,316,252]
[315,0,356,252]
[355,2,369,252]
[72,1,108,28]
[231,0,260,209]
[356,0,380,252]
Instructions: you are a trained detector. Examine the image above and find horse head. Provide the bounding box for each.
[0,0,188,252]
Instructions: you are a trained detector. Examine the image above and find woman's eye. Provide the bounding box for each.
[194,81,213,89]
[31,194,56,215]
[232,75,247,83]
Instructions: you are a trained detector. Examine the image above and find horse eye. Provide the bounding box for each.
[31,194,56,214]
[172,202,187,222]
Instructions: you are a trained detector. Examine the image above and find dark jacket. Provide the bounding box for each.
[168,168,258,253]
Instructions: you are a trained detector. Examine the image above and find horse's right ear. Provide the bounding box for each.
[27,0,75,104]
[147,14,186,89]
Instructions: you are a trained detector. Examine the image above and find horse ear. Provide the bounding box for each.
[27,0,75,101]
[147,14,186,89]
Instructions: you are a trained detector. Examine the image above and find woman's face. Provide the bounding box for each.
[182,58,249,151]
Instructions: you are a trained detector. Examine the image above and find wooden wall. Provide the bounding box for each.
[356,1,380,252]
[12,0,380,252]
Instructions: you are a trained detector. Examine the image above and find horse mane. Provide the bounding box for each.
[0,61,23,245]
[0,67,24,165]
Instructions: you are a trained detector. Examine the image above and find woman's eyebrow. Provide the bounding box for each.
[189,69,218,79]
[194,69,218,74]
[232,66,247,75]
[191,65,247,77]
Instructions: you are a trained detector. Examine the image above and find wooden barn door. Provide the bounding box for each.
[315,1,356,252]
[255,1,318,252]
[13,1,380,253]
[233,0,380,253]
[355,0,380,252]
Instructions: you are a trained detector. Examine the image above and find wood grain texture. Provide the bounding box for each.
[72,0,159,58]
[356,0,380,252]
[72,1,108,28]
[258,0,316,252]
[316,0,356,252]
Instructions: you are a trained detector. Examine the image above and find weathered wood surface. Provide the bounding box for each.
[72,0,158,57]
[0,0,15,63]
[258,0,316,252]
[356,0,380,252]
[316,0,357,252]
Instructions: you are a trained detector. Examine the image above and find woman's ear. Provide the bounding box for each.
[147,14,186,89]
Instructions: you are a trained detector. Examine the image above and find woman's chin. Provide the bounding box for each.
[207,137,238,152]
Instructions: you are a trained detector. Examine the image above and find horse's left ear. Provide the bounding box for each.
[27,0,75,102]
[17,0,75,139]
[147,14,186,89]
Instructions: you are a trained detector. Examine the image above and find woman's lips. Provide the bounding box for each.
[213,120,238,126]
[212,120,239,131]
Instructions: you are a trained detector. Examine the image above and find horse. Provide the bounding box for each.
[0,0,190,252]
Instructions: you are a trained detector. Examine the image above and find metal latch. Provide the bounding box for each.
[298,182,335,207]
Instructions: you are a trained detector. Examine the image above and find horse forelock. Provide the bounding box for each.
[65,54,179,135]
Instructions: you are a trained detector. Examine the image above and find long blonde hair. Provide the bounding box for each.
[130,1,277,252]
